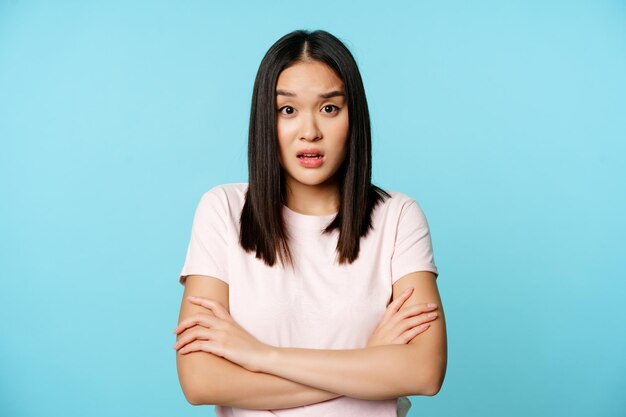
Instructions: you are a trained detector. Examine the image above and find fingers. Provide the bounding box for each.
[177,339,219,355]
[173,325,220,351]
[174,312,220,335]
[173,296,230,335]
[395,322,431,344]
[393,302,438,322]
[380,287,415,326]
[186,296,230,320]
[397,311,438,333]
[381,299,439,346]
[392,309,439,343]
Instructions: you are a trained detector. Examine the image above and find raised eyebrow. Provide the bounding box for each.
[276,89,296,97]
[319,90,345,99]
[275,89,345,99]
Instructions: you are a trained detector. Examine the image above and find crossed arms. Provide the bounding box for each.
[175,271,447,409]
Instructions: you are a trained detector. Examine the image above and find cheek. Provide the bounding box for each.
[276,137,294,171]
[334,117,349,158]
[335,113,349,142]
[276,125,288,150]
[276,123,295,150]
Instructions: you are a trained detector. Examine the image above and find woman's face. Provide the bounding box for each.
[275,60,349,191]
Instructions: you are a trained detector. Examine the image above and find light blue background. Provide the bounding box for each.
[1,1,624,416]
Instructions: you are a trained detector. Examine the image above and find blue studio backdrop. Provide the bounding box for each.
[1,1,624,416]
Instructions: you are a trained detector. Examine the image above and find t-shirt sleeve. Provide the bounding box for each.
[391,199,439,284]
[178,187,229,286]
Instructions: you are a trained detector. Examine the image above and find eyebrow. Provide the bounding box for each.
[276,89,345,99]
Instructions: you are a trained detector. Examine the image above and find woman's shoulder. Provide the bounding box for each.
[204,182,248,197]
[375,186,420,211]
[372,186,432,225]
[196,182,248,212]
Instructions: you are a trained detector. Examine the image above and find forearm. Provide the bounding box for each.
[177,351,342,409]
[259,344,436,400]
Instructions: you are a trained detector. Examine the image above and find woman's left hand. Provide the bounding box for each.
[172,295,273,373]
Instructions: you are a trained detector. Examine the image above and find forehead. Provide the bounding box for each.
[276,61,344,93]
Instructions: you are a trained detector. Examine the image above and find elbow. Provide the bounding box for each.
[182,386,207,406]
[406,356,447,397]
[180,376,221,406]
[422,379,443,397]
[178,365,220,406]
[177,351,232,406]
[180,377,211,406]
[421,362,447,397]
[183,390,204,406]
[412,370,445,397]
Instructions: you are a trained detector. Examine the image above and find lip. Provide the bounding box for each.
[296,148,325,168]
[296,148,325,157]
[297,154,324,168]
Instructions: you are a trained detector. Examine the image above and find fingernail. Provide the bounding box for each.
[403,287,414,294]
[428,303,438,308]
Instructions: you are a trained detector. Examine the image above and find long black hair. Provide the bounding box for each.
[239,29,390,268]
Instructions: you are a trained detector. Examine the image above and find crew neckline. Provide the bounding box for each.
[282,204,338,231]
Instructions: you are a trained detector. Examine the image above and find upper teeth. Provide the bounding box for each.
[301,153,319,157]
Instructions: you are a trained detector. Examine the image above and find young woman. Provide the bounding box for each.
[173,29,447,417]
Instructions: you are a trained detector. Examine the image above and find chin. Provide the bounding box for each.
[284,165,341,187]
[296,178,329,187]
[303,175,341,187]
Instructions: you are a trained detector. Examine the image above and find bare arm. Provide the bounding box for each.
[178,271,446,401]
[256,271,447,399]
[175,275,342,409]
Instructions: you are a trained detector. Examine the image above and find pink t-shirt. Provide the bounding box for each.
[179,182,438,417]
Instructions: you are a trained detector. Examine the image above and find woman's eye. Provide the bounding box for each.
[322,105,339,114]
[278,106,294,115]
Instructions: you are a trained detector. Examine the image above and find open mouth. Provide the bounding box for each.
[296,148,325,158]
[296,151,325,167]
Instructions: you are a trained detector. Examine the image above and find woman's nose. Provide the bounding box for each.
[299,113,322,142]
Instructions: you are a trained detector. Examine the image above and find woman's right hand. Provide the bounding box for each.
[366,287,439,347]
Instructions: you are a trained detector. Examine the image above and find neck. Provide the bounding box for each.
[284,178,340,216]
